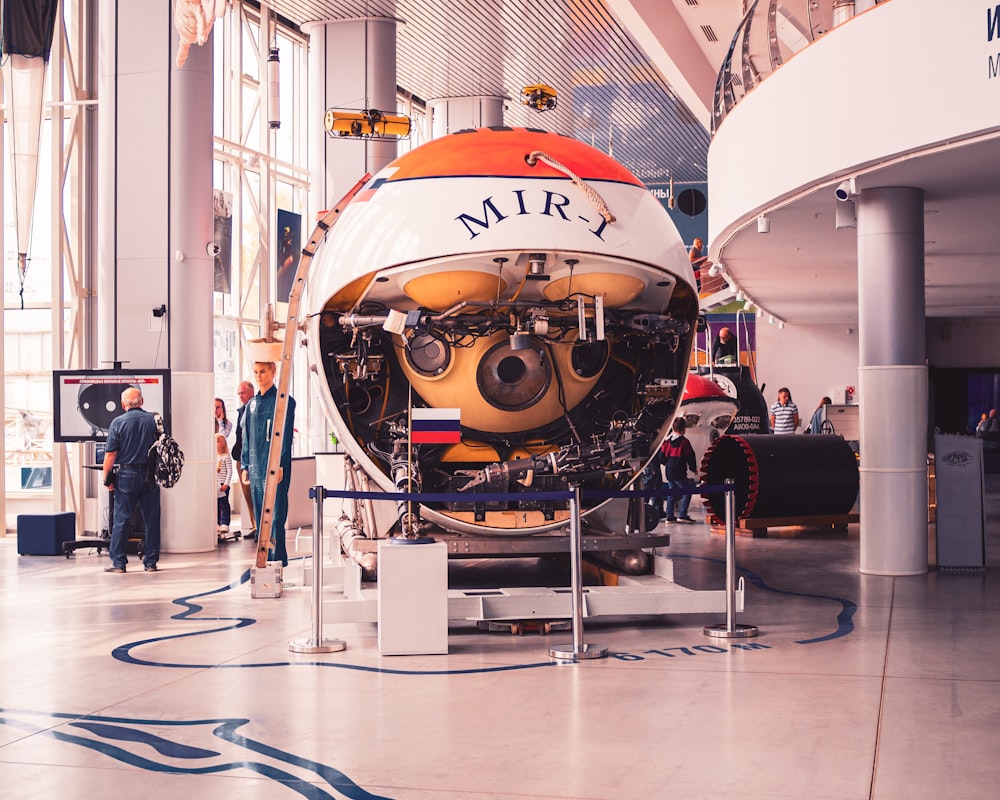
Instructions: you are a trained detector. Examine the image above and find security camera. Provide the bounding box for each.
[835,179,856,201]
[207,242,222,257]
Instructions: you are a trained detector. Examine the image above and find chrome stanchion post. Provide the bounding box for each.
[550,486,608,660]
[704,479,758,639]
[290,486,347,653]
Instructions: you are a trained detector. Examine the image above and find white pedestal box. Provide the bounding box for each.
[377,540,448,655]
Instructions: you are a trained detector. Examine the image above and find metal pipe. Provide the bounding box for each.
[724,479,736,631]
[310,486,326,639]
[704,479,758,639]
[570,487,584,651]
[289,486,346,653]
[336,514,378,579]
[549,486,607,660]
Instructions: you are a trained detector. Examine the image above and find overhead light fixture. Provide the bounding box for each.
[267,46,280,129]
[768,315,775,324]
[708,262,722,277]
[324,108,411,140]
[521,83,557,111]
[743,299,754,311]
[757,214,770,234]
[778,320,785,329]
[756,308,764,319]
[526,252,549,281]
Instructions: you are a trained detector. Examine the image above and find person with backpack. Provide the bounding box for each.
[660,417,698,523]
[101,386,161,572]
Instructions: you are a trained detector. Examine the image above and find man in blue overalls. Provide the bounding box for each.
[102,387,161,572]
[240,361,295,566]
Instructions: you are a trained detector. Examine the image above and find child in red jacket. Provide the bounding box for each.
[660,417,698,522]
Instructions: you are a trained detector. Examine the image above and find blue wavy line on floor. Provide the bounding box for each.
[109,555,855,672]
[673,555,858,644]
[110,566,558,673]
[1,560,855,798]
[0,707,393,800]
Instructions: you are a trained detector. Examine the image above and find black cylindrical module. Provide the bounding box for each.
[701,434,859,521]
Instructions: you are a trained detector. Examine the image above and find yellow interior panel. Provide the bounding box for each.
[543,273,645,307]
[404,271,508,310]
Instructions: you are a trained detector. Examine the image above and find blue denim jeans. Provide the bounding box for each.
[217,495,231,527]
[664,477,694,519]
[110,466,160,569]
[250,474,289,566]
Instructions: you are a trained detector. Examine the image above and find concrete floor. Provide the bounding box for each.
[2,482,999,800]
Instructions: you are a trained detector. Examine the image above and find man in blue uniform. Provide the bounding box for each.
[102,386,161,573]
[240,361,295,566]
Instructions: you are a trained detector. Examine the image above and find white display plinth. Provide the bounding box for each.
[377,540,448,655]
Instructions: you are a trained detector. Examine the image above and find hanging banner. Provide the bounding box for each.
[276,209,302,302]
[213,189,233,293]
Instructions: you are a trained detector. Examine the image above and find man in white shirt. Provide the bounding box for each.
[769,387,800,435]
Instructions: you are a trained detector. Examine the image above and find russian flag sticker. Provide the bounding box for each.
[411,407,461,444]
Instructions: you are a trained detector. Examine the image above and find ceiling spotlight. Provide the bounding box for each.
[521,83,558,111]
[707,262,722,277]
[778,320,785,329]
[757,214,770,234]
[736,290,745,302]
[744,299,754,311]
[768,315,775,324]
[756,308,764,318]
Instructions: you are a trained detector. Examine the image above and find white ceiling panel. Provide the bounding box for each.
[265,0,712,184]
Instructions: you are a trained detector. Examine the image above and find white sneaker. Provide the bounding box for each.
[220,524,229,533]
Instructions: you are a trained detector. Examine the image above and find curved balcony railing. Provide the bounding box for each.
[712,0,885,134]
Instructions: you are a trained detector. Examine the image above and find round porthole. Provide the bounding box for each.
[477,339,551,411]
[677,188,707,217]
[406,333,451,376]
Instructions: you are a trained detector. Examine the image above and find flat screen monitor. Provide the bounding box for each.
[52,369,171,443]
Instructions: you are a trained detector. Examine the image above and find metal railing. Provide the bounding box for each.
[712,0,884,133]
[291,481,755,659]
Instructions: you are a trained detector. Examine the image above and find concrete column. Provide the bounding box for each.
[428,96,504,138]
[302,17,399,462]
[856,186,927,575]
[97,0,215,553]
[303,17,398,216]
